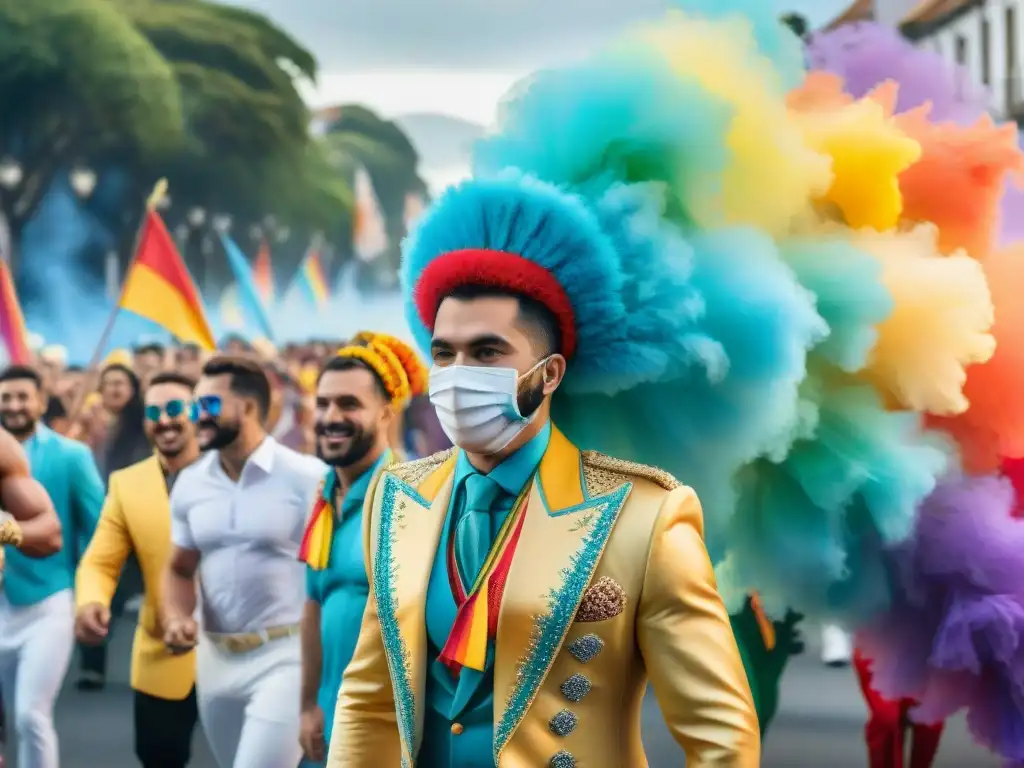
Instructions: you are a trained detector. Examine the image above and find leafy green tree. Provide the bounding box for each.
[0,0,181,271]
[110,0,351,286]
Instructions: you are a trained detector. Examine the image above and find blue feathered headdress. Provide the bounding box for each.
[401,43,826,553]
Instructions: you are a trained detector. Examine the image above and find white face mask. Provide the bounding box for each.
[429,360,549,455]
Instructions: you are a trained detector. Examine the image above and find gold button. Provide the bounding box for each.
[451,722,464,736]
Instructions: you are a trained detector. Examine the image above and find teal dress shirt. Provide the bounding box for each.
[305,451,389,755]
[419,422,551,768]
[3,426,104,606]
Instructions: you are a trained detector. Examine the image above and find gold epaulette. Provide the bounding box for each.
[581,451,681,492]
[388,448,455,487]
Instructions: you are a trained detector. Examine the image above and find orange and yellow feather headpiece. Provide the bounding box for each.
[335,331,428,408]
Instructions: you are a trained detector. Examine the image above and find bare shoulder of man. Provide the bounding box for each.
[0,429,53,522]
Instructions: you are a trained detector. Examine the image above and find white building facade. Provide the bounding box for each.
[902,0,1024,120]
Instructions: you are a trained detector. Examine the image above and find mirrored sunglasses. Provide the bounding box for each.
[144,399,189,423]
[193,395,223,420]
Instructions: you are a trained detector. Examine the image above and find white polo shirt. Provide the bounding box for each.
[170,437,325,634]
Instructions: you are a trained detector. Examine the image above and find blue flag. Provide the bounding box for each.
[218,233,275,341]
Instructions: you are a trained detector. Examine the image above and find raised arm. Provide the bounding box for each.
[637,485,760,767]
[0,429,61,557]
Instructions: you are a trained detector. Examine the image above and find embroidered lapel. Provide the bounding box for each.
[372,451,457,762]
[492,427,632,760]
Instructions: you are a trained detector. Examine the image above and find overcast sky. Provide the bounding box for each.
[227,0,849,124]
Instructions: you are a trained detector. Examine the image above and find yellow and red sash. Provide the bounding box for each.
[298,471,338,570]
[439,482,530,676]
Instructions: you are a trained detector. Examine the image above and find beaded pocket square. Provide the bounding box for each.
[575,576,626,622]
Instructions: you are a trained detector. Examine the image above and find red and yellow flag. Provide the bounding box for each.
[0,259,30,364]
[119,212,216,350]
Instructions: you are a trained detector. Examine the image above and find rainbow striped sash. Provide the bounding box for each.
[298,471,338,570]
[438,483,531,675]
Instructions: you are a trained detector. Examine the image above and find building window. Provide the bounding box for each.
[956,34,967,65]
[982,17,991,85]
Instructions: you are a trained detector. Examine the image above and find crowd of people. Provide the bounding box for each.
[0,335,451,767]
[2,2,1023,767]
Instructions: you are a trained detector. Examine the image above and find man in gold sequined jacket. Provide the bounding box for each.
[326,173,760,764]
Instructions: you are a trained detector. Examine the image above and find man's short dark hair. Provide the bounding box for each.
[134,342,165,357]
[0,365,42,389]
[202,356,271,419]
[148,371,197,392]
[319,352,391,402]
[442,284,561,357]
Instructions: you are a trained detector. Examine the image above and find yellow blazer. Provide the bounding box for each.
[330,425,759,767]
[75,455,194,700]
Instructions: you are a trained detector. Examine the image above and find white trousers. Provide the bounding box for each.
[0,589,75,768]
[197,633,303,768]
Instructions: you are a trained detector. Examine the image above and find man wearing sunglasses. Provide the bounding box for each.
[75,372,201,768]
[160,356,325,768]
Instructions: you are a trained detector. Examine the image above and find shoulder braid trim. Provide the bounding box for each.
[388,448,455,484]
[581,451,681,491]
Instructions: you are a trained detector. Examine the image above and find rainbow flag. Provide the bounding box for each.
[253,239,275,303]
[295,245,329,307]
[0,258,30,364]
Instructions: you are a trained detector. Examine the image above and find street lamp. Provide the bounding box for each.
[187,207,206,227]
[0,158,22,189]
[69,166,97,199]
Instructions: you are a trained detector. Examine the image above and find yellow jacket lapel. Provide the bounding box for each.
[493,427,632,761]
[372,451,457,759]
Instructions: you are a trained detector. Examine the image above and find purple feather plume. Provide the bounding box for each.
[806,21,987,122]
[858,475,1024,764]
[806,21,1024,248]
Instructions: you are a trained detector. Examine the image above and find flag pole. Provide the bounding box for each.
[68,179,169,427]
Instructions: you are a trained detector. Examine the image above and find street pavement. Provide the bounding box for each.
[3,618,1003,766]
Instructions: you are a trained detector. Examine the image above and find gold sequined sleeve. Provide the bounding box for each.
[328,480,403,767]
[636,485,760,766]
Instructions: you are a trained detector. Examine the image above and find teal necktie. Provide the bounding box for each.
[454,473,505,589]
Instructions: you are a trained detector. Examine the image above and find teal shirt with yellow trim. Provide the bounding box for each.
[306,451,390,750]
[419,422,551,768]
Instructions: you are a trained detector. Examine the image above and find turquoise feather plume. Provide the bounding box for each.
[713,238,954,619]
[476,47,732,230]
